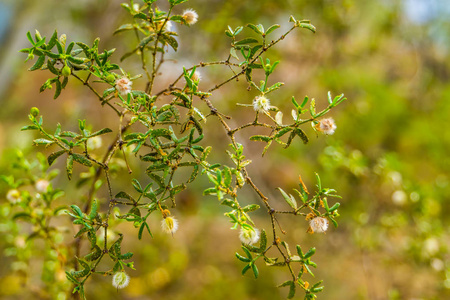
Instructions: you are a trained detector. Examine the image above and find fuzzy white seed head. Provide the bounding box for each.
[112,271,130,289]
[253,96,271,113]
[315,118,336,135]
[115,77,133,96]
[6,189,21,204]
[239,227,260,245]
[291,109,298,121]
[275,111,283,125]
[182,9,198,25]
[191,71,201,82]
[87,136,103,150]
[165,20,173,32]
[161,216,179,234]
[309,217,329,233]
[35,179,50,193]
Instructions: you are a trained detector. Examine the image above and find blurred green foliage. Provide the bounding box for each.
[0,0,449,299]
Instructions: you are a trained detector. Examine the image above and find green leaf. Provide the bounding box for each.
[242,264,251,276]
[47,60,59,75]
[265,24,280,35]
[70,205,83,217]
[115,191,135,202]
[277,280,292,288]
[304,247,316,259]
[294,128,309,144]
[162,35,178,51]
[47,30,58,49]
[329,202,340,212]
[298,22,316,33]
[29,55,45,71]
[88,128,112,138]
[139,35,155,48]
[235,38,259,46]
[266,82,284,94]
[134,12,148,20]
[138,222,146,240]
[72,153,93,167]
[12,212,31,221]
[89,199,98,220]
[48,150,66,166]
[33,138,54,146]
[21,125,38,131]
[277,188,297,210]
[259,230,267,250]
[287,281,296,299]
[54,79,62,99]
[275,127,292,139]
[235,253,251,262]
[114,24,134,35]
[242,204,260,212]
[249,135,271,142]
[296,245,304,258]
[66,155,74,180]
[66,42,75,54]
[247,24,263,35]
[222,167,232,187]
[251,263,259,279]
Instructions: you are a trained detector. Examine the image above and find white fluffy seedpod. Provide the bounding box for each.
[308,217,329,233]
[315,118,337,135]
[87,136,103,150]
[115,77,133,96]
[161,216,179,235]
[253,95,270,113]
[35,179,50,193]
[239,227,260,245]
[165,20,173,31]
[191,70,201,82]
[6,189,21,204]
[112,271,130,289]
[182,9,198,25]
[275,111,283,125]
[291,109,298,121]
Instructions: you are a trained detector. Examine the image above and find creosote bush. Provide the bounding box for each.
[3,0,347,299]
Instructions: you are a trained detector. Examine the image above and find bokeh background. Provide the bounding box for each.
[0,0,449,299]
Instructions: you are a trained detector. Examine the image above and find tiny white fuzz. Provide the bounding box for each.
[165,20,173,31]
[87,136,103,150]
[315,118,336,135]
[161,216,179,234]
[291,109,298,121]
[253,95,271,113]
[309,217,329,233]
[275,111,283,125]
[112,271,130,289]
[35,179,50,193]
[6,189,21,204]
[115,77,133,96]
[191,71,201,82]
[182,9,198,25]
[239,227,260,245]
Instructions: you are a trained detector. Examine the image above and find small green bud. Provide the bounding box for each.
[28,53,35,60]
[30,107,40,117]
[59,34,67,47]
[35,29,42,40]
[265,64,271,70]
[105,74,115,82]
[62,65,71,77]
